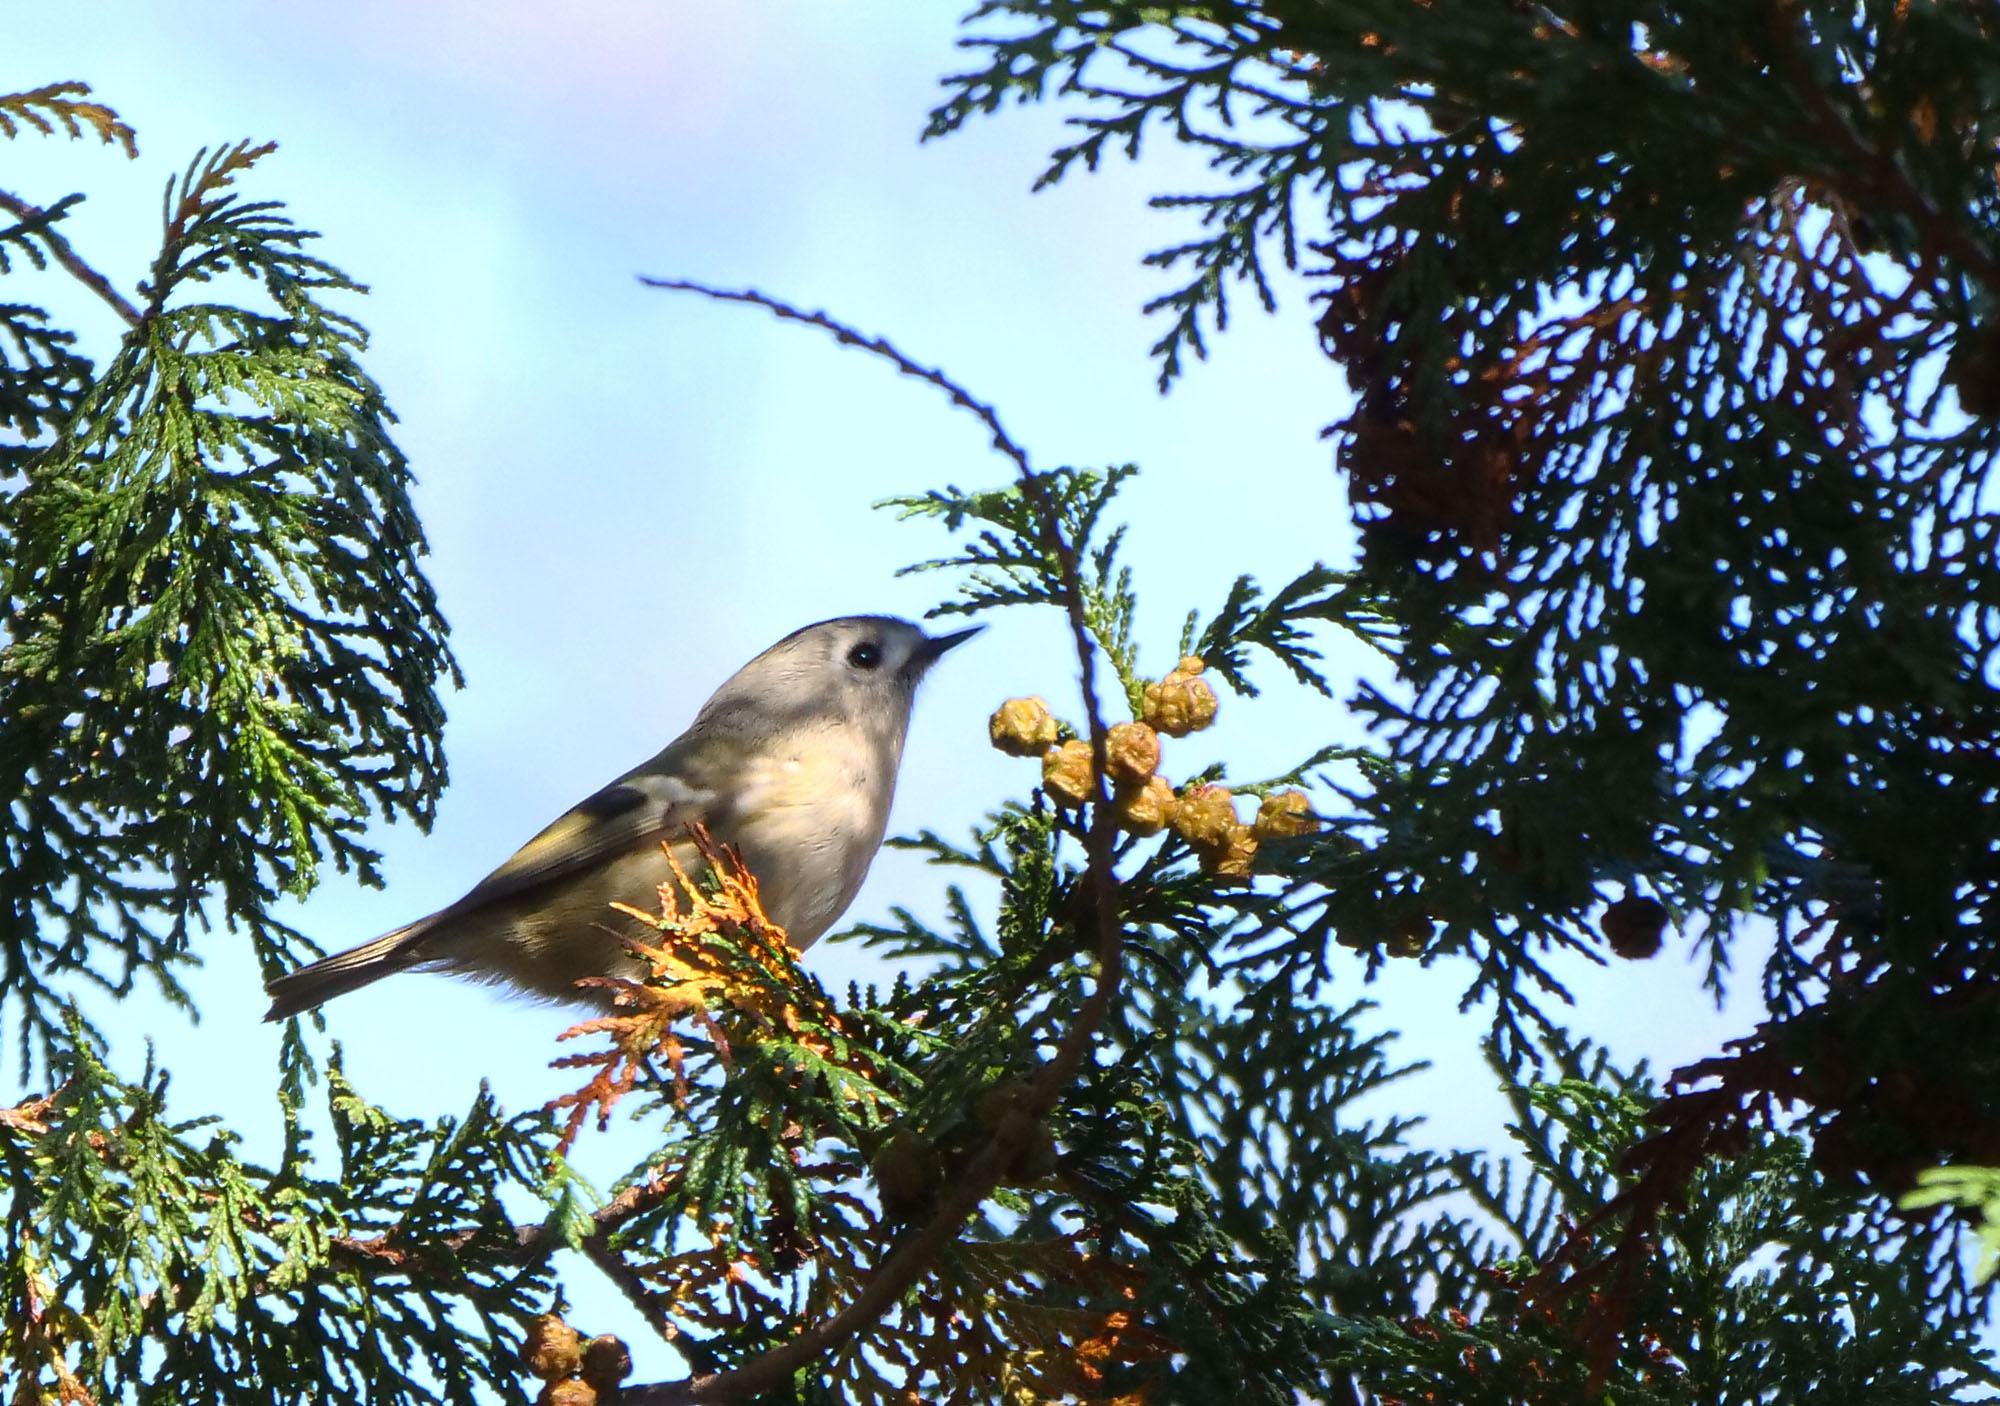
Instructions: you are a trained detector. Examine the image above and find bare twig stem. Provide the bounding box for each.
[639,279,1034,478]
[580,1234,679,1340]
[326,1175,677,1277]
[0,187,142,327]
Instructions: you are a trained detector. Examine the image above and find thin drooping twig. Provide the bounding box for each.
[639,278,1035,479]
[633,279,1128,1404]
[0,187,142,327]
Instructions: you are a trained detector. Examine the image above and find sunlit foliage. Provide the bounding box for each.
[7,4,2000,1398]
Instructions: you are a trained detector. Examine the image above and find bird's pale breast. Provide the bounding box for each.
[723,741,889,946]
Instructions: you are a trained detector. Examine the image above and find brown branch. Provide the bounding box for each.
[624,984,1119,1405]
[632,280,1128,1405]
[0,187,142,327]
[623,913,1124,1402]
[513,1174,681,1259]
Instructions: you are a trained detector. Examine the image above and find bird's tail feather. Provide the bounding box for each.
[263,921,435,1021]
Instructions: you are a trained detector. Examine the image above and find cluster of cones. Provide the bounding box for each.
[990,655,1320,879]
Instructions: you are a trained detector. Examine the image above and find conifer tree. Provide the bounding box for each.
[4,2,2000,1401]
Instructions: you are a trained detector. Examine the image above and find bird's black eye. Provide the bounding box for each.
[847,641,883,671]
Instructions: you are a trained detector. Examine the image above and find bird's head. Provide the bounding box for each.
[699,615,980,744]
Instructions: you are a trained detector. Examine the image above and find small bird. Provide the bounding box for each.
[263,615,977,1021]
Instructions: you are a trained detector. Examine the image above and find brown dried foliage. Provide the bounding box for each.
[1316,173,1944,567]
[0,82,137,156]
[12,1259,95,1406]
[546,828,848,1155]
[887,1239,1172,1406]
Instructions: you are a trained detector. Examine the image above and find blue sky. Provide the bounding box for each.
[7,2,1769,1378]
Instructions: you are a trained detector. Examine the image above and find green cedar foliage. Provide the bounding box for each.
[0,84,555,1406]
[0,92,456,1066]
[931,0,2000,1314]
[518,274,1991,1401]
[7,4,2000,1399]
[2,1027,558,1405]
[1341,1044,1998,1402]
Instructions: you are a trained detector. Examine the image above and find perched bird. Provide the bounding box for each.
[263,615,977,1020]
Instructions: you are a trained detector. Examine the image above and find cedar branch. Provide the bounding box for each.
[632,281,1126,1404]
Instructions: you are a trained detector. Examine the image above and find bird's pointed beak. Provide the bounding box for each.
[916,624,983,667]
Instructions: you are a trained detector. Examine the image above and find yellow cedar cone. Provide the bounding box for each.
[537,1382,596,1406]
[581,1337,633,1392]
[1200,825,1260,880]
[1174,655,1208,676]
[1142,670,1219,738]
[1115,774,1177,837]
[1104,720,1161,787]
[523,1315,584,1382]
[1253,790,1320,839]
[989,696,1061,757]
[1173,784,1240,849]
[1041,739,1097,807]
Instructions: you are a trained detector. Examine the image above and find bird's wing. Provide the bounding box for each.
[263,760,720,1018]
[442,768,718,916]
